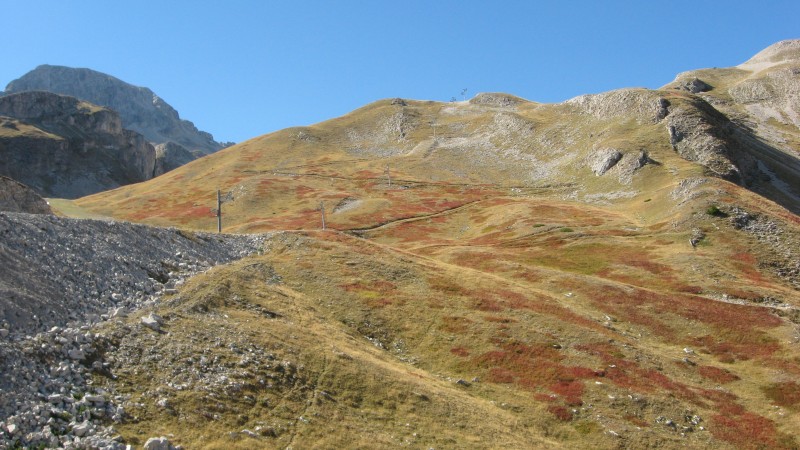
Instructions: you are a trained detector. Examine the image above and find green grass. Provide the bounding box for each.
[47,198,112,219]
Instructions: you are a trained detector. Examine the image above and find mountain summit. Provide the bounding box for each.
[4,65,226,155]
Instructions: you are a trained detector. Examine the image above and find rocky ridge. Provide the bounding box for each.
[4,65,226,155]
[664,40,800,212]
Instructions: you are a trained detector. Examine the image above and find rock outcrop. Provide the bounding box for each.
[663,39,800,212]
[665,96,745,182]
[4,65,225,155]
[566,88,670,123]
[0,91,156,198]
[0,175,52,214]
[154,141,196,177]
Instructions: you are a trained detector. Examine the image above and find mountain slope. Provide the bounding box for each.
[4,41,799,449]
[4,65,226,155]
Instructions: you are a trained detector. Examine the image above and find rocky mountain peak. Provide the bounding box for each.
[738,39,800,71]
[4,65,224,154]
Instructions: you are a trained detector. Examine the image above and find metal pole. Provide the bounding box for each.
[217,189,222,233]
[320,201,326,230]
[386,165,392,188]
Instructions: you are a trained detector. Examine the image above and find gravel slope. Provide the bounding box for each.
[0,212,264,337]
[0,212,265,448]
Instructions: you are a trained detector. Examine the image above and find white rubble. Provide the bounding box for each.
[0,211,266,449]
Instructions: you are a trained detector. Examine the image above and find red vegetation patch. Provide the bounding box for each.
[580,282,783,364]
[534,393,558,403]
[711,411,791,449]
[697,365,740,384]
[488,368,515,383]
[549,380,584,406]
[575,342,698,401]
[428,276,471,297]
[474,341,603,406]
[691,334,780,363]
[450,346,470,357]
[341,280,397,293]
[622,256,671,274]
[732,252,757,265]
[547,405,574,422]
[466,288,605,333]
[696,387,738,405]
[762,381,800,408]
[354,170,379,178]
[294,185,317,199]
[473,294,503,312]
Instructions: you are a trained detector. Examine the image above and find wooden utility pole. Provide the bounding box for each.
[217,189,222,233]
[214,189,234,233]
[320,201,326,230]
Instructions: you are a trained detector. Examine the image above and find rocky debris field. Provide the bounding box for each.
[0,212,265,448]
[0,212,265,336]
[729,207,800,288]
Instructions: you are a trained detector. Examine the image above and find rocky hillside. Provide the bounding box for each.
[0,211,265,448]
[0,175,52,214]
[0,91,156,198]
[664,39,800,212]
[4,65,226,155]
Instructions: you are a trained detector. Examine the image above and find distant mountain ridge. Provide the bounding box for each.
[4,65,227,155]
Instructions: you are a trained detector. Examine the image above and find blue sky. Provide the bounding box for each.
[2,1,798,143]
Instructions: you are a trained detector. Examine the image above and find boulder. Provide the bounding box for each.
[673,77,712,93]
[141,313,163,331]
[587,148,623,176]
[143,436,172,450]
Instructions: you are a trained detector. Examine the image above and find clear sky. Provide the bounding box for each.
[2,1,798,143]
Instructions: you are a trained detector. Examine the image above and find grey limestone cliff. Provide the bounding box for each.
[154,141,196,176]
[0,91,156,198]
[4,65,225,155]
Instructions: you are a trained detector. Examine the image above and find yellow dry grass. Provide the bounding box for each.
[77,87,800,449]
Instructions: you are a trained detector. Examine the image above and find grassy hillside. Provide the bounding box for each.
[98,223,800,449]
[74,44,800,448]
